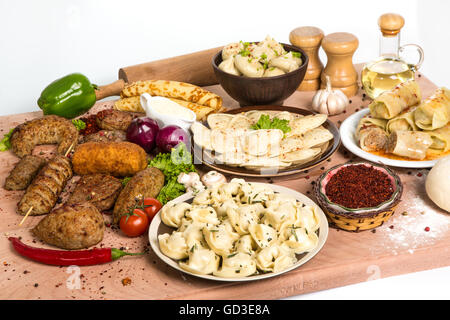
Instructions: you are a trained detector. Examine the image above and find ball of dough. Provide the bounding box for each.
[426,155,450,212]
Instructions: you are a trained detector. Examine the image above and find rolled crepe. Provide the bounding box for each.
[114,95,215,121]
[120,80,223,110]
[427,123,450,153]
[386,108,418,133]
[386,130,433,160]
[355,115,388,140]
[359,127,389,152]
[369,80,421,119]
[414,87,450,130]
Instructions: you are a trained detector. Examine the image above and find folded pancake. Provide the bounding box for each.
[279,148,321,165]
[359,127,389,152]
[114,96,215,121]
[120,80,223,110]
[356,115,388,140]
[414,87,450,131]
[386,130,433,160]
[386,108,418,133]
[369,80,421,119]
[300,127,334,149]
[286,114,327,137]
[426,123,450,153]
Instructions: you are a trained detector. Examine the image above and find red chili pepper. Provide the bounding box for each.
[8,237,143,266]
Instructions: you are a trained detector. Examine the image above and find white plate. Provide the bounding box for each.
[148,183,329,282]
[340,109,438,168]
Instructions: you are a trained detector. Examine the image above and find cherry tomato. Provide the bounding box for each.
[142,198,162,222]
[119,208,149,237]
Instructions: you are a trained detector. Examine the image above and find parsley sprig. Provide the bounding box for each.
[250,115,291,134]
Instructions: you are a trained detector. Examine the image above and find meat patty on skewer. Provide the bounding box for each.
[17,155,73,216]
[66,174,123,211]
[10,115,78,158]
[4,155,46,190]
[32,202,105,250]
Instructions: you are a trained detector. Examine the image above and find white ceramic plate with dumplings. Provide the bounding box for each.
[148,183,329,282]
[340,108,438,168]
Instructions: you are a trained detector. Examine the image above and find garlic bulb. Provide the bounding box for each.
[312,76,349,115]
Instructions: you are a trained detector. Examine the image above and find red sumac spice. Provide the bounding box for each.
[325,164,394,209]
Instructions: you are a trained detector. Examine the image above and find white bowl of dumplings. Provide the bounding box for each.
[149,179,328,281]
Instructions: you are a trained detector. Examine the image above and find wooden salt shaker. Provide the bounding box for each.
[321,32,359,97]
[289,26,324,91]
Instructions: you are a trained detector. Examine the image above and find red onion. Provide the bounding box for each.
[156,125,190,153]
[126,117,160,153]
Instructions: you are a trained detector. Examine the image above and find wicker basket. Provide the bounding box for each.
[314,162,403,232]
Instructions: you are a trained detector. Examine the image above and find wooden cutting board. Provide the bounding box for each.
[0,65,448,300]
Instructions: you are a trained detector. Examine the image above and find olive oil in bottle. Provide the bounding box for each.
[361,13,423,99]
[361,57,415,99]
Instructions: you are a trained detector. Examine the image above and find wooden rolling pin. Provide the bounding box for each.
[95,47,222,100]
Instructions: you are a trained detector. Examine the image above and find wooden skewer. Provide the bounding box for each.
[19,206,33,226]
[64,142,75,157]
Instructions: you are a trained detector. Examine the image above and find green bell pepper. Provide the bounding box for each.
[37,73,97,119]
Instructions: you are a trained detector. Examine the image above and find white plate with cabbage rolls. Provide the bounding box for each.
[149,180,328,282]
[341,109,439,168]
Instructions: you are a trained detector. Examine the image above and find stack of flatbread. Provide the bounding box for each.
[114,80,224,121]
[191,110,334,170]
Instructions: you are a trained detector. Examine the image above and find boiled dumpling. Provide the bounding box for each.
[160,202,192,228]
[257,35,286,59]
[255,244,297,273]
[248,223,277,249]
[192,189,213,206]
[218,56,241,76]
[178,218,208,248]
[158,232,188,260]
[213,252,257,278]
[238,182,275,205]
[234,234,257,256]
[234,54,264,77]
[280,225,319,254]
[214,198,239,218]
[262,202,297,231]
[269,51,302,73]
[186,205,220,225]
[263,67,285,77]
[295,205,320,233]
[179,247,220,275]
[203,219,240,256]
[226,203,263,235]
[222,42,242,60]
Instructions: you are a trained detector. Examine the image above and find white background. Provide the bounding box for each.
[1,0,449,299]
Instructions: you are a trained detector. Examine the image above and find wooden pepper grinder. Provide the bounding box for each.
[289,26,324,91]
[321,32,359,97]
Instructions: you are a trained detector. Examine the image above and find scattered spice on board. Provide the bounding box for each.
[122,277,132,286]
[325,164,394,208]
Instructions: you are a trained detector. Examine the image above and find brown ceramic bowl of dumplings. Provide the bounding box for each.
[212,43,308,107]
